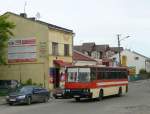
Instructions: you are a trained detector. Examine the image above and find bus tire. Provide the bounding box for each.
[98,90,103,101]
[126,85,128,93]
[118,87,122,97]
[75,98,80,102]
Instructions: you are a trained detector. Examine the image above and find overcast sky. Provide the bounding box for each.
[0,0,150,57]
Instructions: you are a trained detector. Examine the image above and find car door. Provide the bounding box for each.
[37,88,45,101]
[32,87,42,102]
[38,88,48,101]
[40,88,49,100]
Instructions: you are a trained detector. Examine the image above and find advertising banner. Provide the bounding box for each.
[8,38,37,63]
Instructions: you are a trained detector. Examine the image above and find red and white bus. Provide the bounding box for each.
[65,65,128,101]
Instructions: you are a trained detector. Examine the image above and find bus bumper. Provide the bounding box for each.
[73,93,92,98]
[65,90,92,98]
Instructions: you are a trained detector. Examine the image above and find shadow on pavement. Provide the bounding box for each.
[68,95,125,103]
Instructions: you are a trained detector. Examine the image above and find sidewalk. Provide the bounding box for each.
[0,96,6,105]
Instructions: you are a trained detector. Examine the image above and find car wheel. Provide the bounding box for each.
[26,97,31,105]
[9,102,14,106]
[43,96,49,102]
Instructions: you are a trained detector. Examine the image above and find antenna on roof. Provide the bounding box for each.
[35,12,41,20]
[24,1,27,13]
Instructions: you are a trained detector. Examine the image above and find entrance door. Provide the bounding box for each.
[52,68,60,88]
[55,68,60,88]
[50,68,60,88]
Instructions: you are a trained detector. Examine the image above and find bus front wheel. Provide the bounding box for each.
[75,98,80,102]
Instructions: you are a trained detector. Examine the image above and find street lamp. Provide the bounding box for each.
[117,34,130,66]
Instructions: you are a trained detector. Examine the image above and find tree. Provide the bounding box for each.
[0,15,15,64]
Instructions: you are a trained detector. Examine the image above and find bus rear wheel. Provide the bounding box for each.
[98,90,103,101]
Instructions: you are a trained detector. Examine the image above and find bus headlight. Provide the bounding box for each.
[83,89,90,93]
[65,89,70,92]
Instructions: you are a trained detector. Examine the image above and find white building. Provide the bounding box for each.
[111,49,150,74]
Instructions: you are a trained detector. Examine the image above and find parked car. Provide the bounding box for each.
[53,88,70,99]
[6,85,50,105]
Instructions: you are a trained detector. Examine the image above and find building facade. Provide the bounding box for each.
[111,49,150,74]
[74,42,121,66]
[0,12,74,90]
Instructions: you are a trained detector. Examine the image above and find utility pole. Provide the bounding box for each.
[117,34,121,66]
[24,1,27,13]
[117,34,130,66]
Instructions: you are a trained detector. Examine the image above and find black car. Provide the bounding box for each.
[6,85,50,105]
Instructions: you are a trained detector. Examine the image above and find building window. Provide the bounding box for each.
[135,57,139,60]
[99,51,103,59]
[52,42,58,55]
[64,44,69,56]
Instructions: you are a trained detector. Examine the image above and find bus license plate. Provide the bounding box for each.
[74,95,80,98]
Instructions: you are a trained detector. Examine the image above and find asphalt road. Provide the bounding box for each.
[1,79,150,114]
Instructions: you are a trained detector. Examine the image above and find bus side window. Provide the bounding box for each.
[109,71,114,79]
[122,71,127,79]
[116,71,119,79]
[91,70,96,81]
[118,71,122,79]
[114,71,118,79]
[110,71,114,79]
[103,72,108,79]
[111,71,115,79]
[125,71,128,78]
[97,72,103,80]
[107,72,111,79]
[120,71,125,79]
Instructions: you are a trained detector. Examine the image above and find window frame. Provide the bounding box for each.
[52,42,58,56]
[64,44,69,56]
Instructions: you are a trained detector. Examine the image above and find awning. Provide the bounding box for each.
[53,60,72,67]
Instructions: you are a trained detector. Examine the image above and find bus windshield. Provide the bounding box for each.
[67,68,90,82]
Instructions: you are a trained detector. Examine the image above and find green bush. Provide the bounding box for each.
[21,78,43,87]
[139,69,147,74]
[25,78,32,85]
[38,83,43,87]
[148,72,150,78]
[0,89,9,96]
[32,83,37,85]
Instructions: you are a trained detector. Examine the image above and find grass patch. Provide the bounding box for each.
[0,88,11,96]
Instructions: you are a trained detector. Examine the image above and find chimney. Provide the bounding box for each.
[20,13,27,18]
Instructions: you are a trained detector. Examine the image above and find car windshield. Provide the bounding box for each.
[67,68,90,82]
[16,86,33,93]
